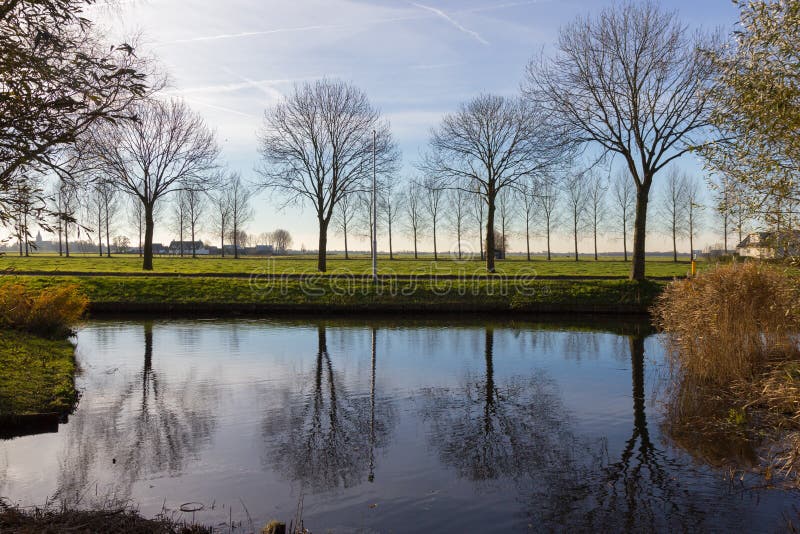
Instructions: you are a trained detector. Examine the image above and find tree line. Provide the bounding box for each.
[1,0,796,276]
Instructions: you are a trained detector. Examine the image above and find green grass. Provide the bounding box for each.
[1,253,701,278]
[0,330,77,416]
[9,275,666,313]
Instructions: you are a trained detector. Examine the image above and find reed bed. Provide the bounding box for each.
[654,262,800,484]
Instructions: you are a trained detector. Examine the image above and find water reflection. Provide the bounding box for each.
[586,329,712,532]
[0,318,794,531]
[263,326,396,492]
[55,322,217,504]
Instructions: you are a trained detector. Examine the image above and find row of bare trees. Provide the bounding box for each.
[255,2,722,279]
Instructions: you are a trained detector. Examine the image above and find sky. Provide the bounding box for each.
[77,0,742,254]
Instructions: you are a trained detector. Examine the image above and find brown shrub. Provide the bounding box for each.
[654,261,800,384]
[0,282,88,337]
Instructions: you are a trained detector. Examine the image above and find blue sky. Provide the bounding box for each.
[88,0,741,253]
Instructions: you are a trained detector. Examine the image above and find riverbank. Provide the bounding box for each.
[7,275,666,315]
[0,501,211,534]
[0,330,77,433]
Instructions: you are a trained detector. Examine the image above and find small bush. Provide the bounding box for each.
[0,282,87,337]
[654,261,800,384]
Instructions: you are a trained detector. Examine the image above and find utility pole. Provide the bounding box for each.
[372,130,378,282]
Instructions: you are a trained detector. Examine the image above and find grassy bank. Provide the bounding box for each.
[0,330,77,417]
[0,502,210,534]
[7,275,666,315]
[1,253,699,278]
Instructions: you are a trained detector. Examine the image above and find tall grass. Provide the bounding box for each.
[0,282,87,337]
[655,262,800,484]
[654,261,800,384]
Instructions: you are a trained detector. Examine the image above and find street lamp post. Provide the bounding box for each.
[372,130,378,282]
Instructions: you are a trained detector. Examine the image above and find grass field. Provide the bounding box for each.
[7,275,665,314]
[0,253,701,278]
[0,330,77,416]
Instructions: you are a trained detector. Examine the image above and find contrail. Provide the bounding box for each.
[411,2,489,45]
[159,24,342,45]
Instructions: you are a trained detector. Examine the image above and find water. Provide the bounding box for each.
[1,317,797,532]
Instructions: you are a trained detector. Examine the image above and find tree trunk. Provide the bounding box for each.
[432,217,438,261]
[478,222,484,262]
[546,219,552,261]
[413,228,418,259]
[143,203,155,270]
[98,209,103,257]
[179,215,184,257]
[191,223,196,258]
[457,222,462,260]
[388,218,393,260]
[58,221,63,256]
[593,220,598,261]
[317,217,328,272]
[105,198,111,258]
[573,214,579,262]
[622,213,628,262]
[526,217,531,261]
[64,222,70,257]
[486,194,496,273]
[630,183,651,281]
[344,226,349,260]
[672,220,678,263]
[689,208,694,260]
[233,219,239,259]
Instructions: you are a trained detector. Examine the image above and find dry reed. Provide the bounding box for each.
[0,282,88,337]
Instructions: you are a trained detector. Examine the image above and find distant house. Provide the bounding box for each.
[248,244,274,256]
[151,243,168,255]
[168,240,209,255]
[736,232,800,259]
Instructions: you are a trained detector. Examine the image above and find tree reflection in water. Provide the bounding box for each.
[584,328,712,532]
[55,321,217,505]
[419,326,748,531]
[419,328,589,484]
[263,326,396,493]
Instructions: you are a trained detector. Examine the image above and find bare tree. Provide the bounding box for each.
[183,187,205,258]
[445,186,469,260]
[98,179,117,258]
[0,1,148,188]
[172,191,188,257]
[82,98,219,270]
[525,1,716,279]
[659,169,689,263]
[127,196,145,257]
[403,181,426,260]
[334,192,359,259]
[611,172,636,262]
[536,178,560,261]
[423,94,558,272]
[421,175,446,260]
[257,79,398,272]
[586,172,608,261]
[89,183,105,256]
[517,175,538,261]
[272,229,292,254]
[497,188,514,259]
[563,171,590,262]
[470,189,486,261]
[9,173,41,256]
[228,173,253,259]
[685,176,704,258]
[379,178,404,260]
[56,178,79,257]
[210,185,232,257]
